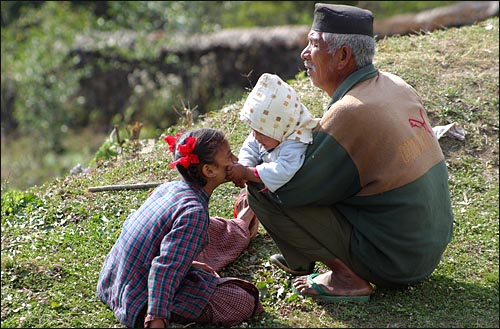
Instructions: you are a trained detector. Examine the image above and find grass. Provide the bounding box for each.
[1,17,499,328]
[0,128,108,191]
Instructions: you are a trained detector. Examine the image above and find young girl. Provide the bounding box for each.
[97,128,263,328]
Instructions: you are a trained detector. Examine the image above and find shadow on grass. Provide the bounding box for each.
[317,274,499,328]
[176,314,287,329]
[208,230,499,328]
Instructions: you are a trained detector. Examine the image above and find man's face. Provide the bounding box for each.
[300,30,336,95]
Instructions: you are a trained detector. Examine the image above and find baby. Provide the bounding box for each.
[228,73,319,193]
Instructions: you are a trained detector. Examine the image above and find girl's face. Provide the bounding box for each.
[209,139,238,183]
[253,130,280,151]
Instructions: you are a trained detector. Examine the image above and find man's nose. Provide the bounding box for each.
[300,45,310,60]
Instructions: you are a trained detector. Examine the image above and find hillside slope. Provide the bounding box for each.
[1,17,498,328]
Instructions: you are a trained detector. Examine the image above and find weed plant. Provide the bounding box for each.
[1,18,498,328]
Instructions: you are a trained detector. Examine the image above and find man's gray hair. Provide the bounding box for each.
[322,32,375,68]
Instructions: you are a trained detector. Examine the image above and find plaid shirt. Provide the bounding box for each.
[97,181,218,328]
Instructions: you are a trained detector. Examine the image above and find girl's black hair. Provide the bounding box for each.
[173,128,226,186]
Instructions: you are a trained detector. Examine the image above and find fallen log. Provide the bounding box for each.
[88,182,163,192]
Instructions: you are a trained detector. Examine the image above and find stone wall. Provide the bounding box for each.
[159,25,310,111]
[74,1,499,119]
[2,1,498,132]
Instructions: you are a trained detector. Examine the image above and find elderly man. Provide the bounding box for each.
[244,3,454,301]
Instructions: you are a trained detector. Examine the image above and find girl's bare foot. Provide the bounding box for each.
[236,205,259,239]
[234,191,259,239]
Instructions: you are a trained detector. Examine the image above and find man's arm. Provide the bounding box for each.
[272,130,361,206]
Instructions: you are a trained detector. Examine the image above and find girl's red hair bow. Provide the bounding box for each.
[164,132,183,153]
[167,135,200,169]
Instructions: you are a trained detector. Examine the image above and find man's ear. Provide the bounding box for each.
[338,45,353,67]
[201,164,216,178]
[337,45,354,69]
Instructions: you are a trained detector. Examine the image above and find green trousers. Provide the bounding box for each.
[246,183,399,287]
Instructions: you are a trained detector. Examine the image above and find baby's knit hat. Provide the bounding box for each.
[240,73,319,144]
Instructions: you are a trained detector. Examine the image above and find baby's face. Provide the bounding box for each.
[253,130,280,151]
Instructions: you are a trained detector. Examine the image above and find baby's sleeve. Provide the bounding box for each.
[238,132,261,167]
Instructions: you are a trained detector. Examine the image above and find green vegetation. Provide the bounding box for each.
[1,16,498,328]
[1,1,459,191]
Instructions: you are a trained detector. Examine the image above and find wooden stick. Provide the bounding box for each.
[88,182,163,192]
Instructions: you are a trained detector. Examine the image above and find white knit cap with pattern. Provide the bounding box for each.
[240,73,319,143]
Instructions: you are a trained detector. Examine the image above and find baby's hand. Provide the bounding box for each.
[227,164,247,187]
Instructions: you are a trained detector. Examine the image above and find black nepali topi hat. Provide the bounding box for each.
[312,3,374,36]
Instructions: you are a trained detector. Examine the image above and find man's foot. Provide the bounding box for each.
[292,270,373,298]
[270,254,315,276]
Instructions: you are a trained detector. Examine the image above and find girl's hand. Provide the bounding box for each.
[192,261,220,277]
[145,318,168,328]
